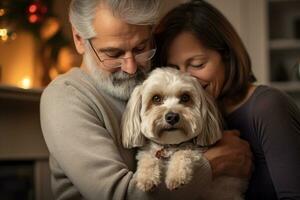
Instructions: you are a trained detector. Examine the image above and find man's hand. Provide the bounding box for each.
[204,130,253,179]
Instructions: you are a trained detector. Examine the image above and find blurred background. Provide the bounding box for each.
[0,0,299,199]
[0,0,79,89]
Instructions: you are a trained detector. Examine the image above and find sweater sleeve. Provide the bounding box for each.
[251,89,300,199]
[40,81,213,200]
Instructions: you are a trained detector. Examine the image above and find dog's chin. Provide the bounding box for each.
[150,129,191,145]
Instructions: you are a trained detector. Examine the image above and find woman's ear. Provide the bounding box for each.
[121,85,145,148]
[72,27,85,54]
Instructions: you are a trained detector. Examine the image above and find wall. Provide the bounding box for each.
[0,31,38,88]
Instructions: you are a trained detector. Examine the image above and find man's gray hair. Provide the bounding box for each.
[69,0,161,39]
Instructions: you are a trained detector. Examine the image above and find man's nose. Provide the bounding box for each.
[121,56,137,75]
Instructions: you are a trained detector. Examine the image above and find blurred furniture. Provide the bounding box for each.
[268,0,300,84]
[208,0,300,107]
[0,85,53,200]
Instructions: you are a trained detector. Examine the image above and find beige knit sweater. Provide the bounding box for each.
[40,67,212,200]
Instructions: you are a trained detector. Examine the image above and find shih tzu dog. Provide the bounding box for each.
[121,68,247,199]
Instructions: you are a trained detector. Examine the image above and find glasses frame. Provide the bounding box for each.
[87,38,156,69]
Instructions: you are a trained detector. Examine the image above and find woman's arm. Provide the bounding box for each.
[252,89,300,199]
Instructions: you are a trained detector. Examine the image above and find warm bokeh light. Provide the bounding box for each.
[0,9,5,16]
[0,28,7,37]
[0,29,17,42]
[1,35,8,41]
[29,14,38,23]
[10,33,17,40]
[20,77,32,89]
[28,4,38,13]
[0,28,8,42]
[40,17,60,40]
[0,28,8,41]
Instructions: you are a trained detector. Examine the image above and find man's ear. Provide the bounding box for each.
[72,27,85,54]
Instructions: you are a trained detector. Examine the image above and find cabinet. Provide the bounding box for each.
[0,85,53,200]
[268,0,300,91]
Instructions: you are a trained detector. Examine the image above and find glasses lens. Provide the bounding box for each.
[135,49,156,63]
[103,59,123,68]
[101,49,156,68]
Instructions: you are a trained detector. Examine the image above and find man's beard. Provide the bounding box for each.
[84,50,150,101]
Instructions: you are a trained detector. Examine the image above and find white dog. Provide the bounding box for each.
[121,68,247,199]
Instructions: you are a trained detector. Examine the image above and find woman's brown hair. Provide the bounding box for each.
[154,0,256,106]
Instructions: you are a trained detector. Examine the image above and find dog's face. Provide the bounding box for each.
[140,69,207,144]
[122,68,222,148]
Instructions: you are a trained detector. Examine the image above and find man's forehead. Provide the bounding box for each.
[96,25,151,39]
[92,28,151,50]
[93,4,151,39]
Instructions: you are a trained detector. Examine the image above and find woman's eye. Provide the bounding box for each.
[152,95,163,104]
[189,63,204,68]
[180,93,191,103]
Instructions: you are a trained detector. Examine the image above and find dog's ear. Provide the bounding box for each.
[196,89,222,146]
[121,85,146,148]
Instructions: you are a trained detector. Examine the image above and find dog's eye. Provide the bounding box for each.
[180,93,191,103]
[152,95,163,104]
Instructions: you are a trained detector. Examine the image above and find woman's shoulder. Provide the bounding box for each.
[251,85,293,105]
[249,85,300,118]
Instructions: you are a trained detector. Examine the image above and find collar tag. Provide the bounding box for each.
[155,148,169,160]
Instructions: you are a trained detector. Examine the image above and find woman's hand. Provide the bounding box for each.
[204,130,253,179]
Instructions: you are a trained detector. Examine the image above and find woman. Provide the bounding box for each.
[154,0,300,199]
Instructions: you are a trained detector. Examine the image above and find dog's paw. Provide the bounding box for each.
[165,150,196,190]
[165,175,189,190]
[135,176,160,192]
[165,165,192,190]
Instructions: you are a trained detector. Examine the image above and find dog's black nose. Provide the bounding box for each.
[165,112,180,125]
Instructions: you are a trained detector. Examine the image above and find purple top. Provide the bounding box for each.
[226,85,300,200]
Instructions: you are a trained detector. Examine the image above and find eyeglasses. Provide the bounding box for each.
[87,39,156,69]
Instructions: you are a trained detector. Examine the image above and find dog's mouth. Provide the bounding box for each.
[154,127,190,145]
[157,127,185,138]
[161,127,179,132]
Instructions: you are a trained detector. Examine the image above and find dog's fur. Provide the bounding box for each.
[121,68,247,199]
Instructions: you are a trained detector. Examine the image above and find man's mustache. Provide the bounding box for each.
[111,67,148,86]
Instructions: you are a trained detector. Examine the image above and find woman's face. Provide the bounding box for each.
[167,31,225,99]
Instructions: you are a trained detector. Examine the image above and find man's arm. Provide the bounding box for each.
[40,81,214,200]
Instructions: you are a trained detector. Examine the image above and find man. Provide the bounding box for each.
[40,0,252,199]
